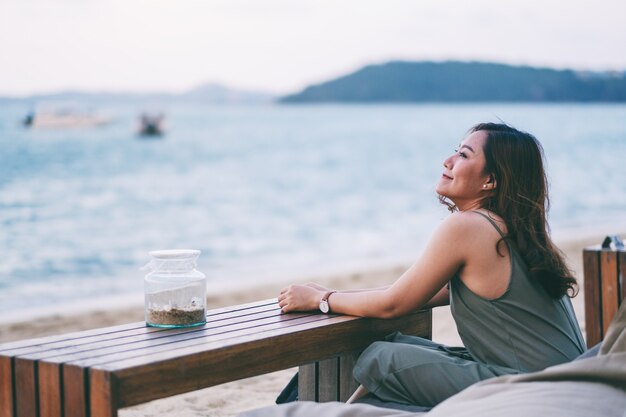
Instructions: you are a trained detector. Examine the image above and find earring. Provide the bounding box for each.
[482,184,487,189]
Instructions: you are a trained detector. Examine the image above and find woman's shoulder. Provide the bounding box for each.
[441,210,508,237]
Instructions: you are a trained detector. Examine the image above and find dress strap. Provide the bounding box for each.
[471,211,507,238]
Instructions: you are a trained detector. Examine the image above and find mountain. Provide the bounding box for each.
[0,83,275,105]
[280,61,626,103]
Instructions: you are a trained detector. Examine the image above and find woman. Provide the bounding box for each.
[278,123,585,409]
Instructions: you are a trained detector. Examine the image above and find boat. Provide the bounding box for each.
[22,105,110,129]
[137,112,165,137]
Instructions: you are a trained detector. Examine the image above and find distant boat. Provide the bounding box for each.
[137,112,165,137]
[22,105,110,129]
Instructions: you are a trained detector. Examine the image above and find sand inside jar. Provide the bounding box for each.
[147,306,206,326]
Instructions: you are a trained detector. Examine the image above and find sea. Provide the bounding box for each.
[1,101,625,321]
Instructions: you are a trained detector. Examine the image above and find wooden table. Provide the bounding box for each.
[0,299,431,417]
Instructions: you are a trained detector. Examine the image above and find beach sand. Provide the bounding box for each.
[0,231,615,417]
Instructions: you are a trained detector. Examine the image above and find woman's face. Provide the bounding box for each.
[436,130,492,210]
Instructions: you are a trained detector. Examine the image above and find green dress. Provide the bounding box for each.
[353,212,585,407]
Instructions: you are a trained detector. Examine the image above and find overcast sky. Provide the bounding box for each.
[1,0,625,96]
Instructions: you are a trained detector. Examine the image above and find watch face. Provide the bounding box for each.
[320,300,329,313]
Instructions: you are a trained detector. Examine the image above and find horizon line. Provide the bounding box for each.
[2,59,625,100]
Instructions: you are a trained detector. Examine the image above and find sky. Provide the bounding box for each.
[1,0,626,96]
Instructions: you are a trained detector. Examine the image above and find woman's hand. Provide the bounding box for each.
[278,284,323,313]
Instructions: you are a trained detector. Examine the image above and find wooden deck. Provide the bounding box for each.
[0,299,431,417]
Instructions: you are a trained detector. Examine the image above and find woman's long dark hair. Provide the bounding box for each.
[441,123,577,299]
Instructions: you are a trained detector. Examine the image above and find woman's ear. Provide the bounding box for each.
[482,174,497,191]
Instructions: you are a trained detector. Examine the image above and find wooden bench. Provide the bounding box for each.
[583,236,626,347]
[0,299,431,417]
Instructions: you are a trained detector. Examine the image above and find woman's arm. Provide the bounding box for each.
[278,213,469,318]
[423,285,450,308]
[303,283,449,306]
[305,282,391,293]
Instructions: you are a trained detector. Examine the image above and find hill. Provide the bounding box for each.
[280,61,626,103]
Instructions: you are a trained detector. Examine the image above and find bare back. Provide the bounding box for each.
[457,210,511,300]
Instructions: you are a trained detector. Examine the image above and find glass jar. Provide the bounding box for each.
[143,249,206,328]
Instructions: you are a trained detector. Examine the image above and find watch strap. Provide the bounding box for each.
[321,290,337,312]
[322,290,337,302]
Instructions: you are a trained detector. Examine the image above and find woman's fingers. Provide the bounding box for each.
[277,284,318,313]
[279,297,293,313]
[278,286,292,312]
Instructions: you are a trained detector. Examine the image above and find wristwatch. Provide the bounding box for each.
[319,291,337,313]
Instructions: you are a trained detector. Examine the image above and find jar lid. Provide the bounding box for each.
[149,249,201,259]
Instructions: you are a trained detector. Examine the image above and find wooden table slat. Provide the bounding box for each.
[600,251,619,336]
[38,361,62,417]
[89,369,116,417]
[338,353,359,402]
[618,252,626,300]
[0,299,276,353]
[0,356,15,417]
[318,357,339,402]
[14,358,38,417]
[70,313,332,368]
[63,364,89,417]
[43,310,314,366]
[2,301,280,358]
[583,249,602,347]
[298,363,316,401]
[21,305,285,362]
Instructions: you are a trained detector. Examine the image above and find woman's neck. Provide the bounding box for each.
[455,199,484,212]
